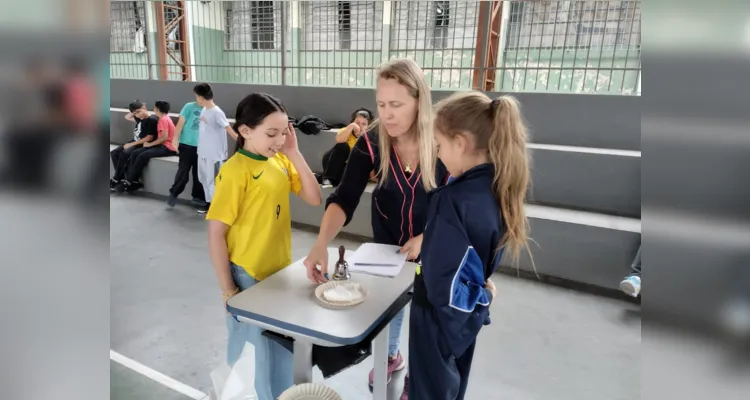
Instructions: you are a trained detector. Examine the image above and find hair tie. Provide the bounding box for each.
[490,99,500,112]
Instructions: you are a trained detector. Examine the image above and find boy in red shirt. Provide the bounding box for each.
[118,101,178,193]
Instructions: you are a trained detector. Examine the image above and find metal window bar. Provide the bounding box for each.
[499,0,641,94]
[390,1,479,90]
[299,1,383,87]
[110,1,149,79]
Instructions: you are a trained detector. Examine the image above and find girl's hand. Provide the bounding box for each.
[399,234,423,261]
[222,287,239,315]
[281,122,300,155]
[484,278,497,302]
[349,122,361,137]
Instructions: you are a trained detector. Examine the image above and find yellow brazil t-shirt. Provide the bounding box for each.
[206,148,302,280]
[343,128,358,150]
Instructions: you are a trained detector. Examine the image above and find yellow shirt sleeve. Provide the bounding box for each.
[206,165,245,226]
[276,154,302,195]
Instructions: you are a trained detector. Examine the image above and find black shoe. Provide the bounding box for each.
[114,181,126,194]
[166,194,177,208]
[110,179,119,192]
[314,173,324,185]
[126,181,143,193]
[191,198,207,207]
[197,203,210,214]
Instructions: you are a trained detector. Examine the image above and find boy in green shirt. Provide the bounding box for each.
[166,101,206,207]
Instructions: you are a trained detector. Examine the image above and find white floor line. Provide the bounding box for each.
[110,350,208,400]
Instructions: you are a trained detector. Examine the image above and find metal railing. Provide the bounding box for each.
[110,0,641,95]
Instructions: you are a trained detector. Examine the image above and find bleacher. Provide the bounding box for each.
[109,80,641,294]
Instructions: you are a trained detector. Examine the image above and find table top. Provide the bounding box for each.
[227,247,417,346]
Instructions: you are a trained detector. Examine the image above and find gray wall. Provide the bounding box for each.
[109,79,641,293]
[111,79,641,150]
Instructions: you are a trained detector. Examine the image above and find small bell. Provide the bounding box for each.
[332,245,351,281]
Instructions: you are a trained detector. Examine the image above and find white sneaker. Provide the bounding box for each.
[619,275,641,297]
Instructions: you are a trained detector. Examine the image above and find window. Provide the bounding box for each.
[431,1,450,49]
[302,1,383,51]
[390,1,478,51]
[225,1,281,50]
[110,1,145,53]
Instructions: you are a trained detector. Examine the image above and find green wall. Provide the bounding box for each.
[110,26,639,94]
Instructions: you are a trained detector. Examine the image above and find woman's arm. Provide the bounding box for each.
[208,220,237,295]
[335,124,358,143]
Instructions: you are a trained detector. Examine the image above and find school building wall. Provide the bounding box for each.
[109,79,641,294]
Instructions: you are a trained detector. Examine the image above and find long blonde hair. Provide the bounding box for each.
[371,58,437,191]
[434,92,531,261]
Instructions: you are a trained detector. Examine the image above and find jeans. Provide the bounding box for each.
[226,263,293,400]
[125,145,176,183]
[629,246,642,277]
[169,143,205,201]
[321,142,351,185]
[110,142,142,181]
[389,308,405,357]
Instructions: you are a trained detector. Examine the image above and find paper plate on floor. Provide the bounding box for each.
[278,383,342,400]
[314,281,367,308]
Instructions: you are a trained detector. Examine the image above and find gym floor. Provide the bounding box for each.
[110,194,641,399]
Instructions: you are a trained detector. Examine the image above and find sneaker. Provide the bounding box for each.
[619,275,641,297]
[166,194,177,208]
[368,351,405,388]
[400,374,409,400]
[322,178,333,188]
[197,203,210,214]
[126,181,143,193]
[110,179,118,192]
[191,198,206,207]
[114,181,126,194]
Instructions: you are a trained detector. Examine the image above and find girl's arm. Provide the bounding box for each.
[208,220,237,295]
[335,124,357,143]
[286,151,322,206]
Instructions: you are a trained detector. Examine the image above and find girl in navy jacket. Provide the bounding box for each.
[408,93,531,400]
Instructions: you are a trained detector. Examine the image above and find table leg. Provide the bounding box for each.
[371,322,390,400]
[292,339,314,384]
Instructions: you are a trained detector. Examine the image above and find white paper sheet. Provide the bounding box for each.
[348,243,408,277]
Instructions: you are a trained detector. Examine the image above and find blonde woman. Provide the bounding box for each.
[304,58,449,396]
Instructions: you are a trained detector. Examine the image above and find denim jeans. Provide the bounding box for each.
[629,246,642,277]
[389,308,406,357]
[226,263,293,400]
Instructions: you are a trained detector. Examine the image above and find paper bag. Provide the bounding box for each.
[210,342,258,400]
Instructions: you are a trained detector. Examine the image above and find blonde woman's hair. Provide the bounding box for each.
[371,58,437,191]
[434,92,531,261]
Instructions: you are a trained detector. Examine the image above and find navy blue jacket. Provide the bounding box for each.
[412,163,504,358]
[326,130,450,246]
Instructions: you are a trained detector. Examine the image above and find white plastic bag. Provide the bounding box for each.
[210,342,258,400]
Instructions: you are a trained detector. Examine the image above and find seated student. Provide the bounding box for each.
[318,107,373,187]
[115,101,177,193]
[110,100,157,190]
[166,99,206,208]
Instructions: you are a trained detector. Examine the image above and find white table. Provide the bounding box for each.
[226,247,417,400]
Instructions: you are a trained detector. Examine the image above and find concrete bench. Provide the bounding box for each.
[111,108,641,218]
[109,143,640,293]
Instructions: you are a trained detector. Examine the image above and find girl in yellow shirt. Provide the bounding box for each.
[207,93,321,400]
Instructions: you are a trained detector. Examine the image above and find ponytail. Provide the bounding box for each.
[489,96,530,261]
[233,122,245,153]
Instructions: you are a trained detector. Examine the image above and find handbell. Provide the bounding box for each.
[331,245,351,281]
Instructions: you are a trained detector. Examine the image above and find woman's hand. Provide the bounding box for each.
[303,241,329,284]
[281,123,300,155]
[399,234,423,261]
[484,278,497,302]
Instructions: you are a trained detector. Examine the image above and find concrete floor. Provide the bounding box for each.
[110,194,641,399]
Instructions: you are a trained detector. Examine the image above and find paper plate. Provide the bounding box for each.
[314,281,368,308]
[278,383,342,400]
